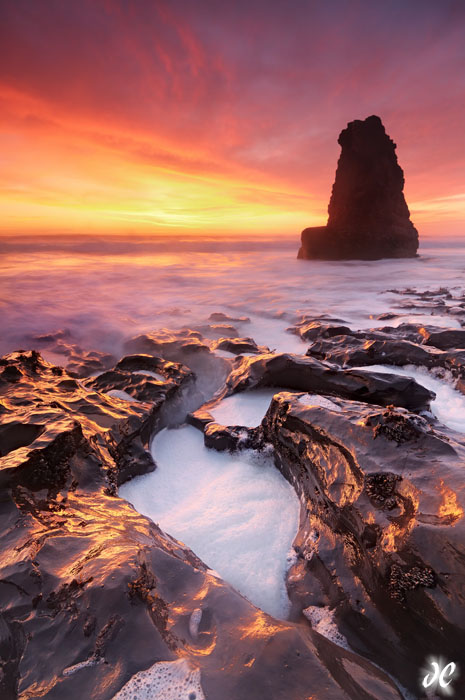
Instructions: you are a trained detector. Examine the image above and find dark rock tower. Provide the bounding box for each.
[298,115,419,260]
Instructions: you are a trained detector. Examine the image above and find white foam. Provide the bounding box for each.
[214,349,257,358]
[63,656,103,676]
[213,349,237,358]
[303,605,349,650]
[135,370,165,381]
[388,314,461,329]
[120,425,299,618]
[353,364,465,433]
[246,313,308,354]
[112,658,205,700]
[298,393,342,412]
[106,389,137,402]
[210,389,278,427]
[188,608,202,639]
[6,238,465,365]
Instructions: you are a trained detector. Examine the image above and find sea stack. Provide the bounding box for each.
[298,115,419,260]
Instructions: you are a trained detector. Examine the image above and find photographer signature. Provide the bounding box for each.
[421,658,459,697]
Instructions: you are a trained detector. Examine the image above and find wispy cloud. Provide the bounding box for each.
[1,0,464,234]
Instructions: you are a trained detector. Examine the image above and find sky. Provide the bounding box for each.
[1,0,464,237]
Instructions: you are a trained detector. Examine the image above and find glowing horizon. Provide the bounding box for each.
[1,0,464,237]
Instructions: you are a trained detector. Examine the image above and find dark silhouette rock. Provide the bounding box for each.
[298,115,419,260]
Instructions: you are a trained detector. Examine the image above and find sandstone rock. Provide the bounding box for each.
[262,392,465,695]
[308,335,441,370]
[0,351,403,700]
[423,328,465,350]
[208,312,250,324]
[299,324,465,385]
[213,336,267,355]
[125,328,210,358]
[298,116,419,260]
[85,354,194,406]
[223,352,434,412]
[292,321,352,342]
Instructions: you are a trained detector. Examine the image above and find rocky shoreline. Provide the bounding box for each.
[1,308,464,699]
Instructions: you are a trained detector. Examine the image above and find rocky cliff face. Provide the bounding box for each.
[298,116,419,260]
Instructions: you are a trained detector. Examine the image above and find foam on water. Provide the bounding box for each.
[298,394,342,412]
[120,425,300,618]
[214,349,258,358]
[134,369,165,381]
[63,657,103,676]
[3,236,465,362]
[303,605,349,650]
[112,658,205,700]
[354,364,465,433]
[106,389,137,402]
[213,349,238,358]
[210,389,279,427]
[388,314,461,330]
[246,313,308,354]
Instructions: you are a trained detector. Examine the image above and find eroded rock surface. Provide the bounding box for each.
[223,352,434,411]
[3,313,465,699]
[298,116,419,260]
[186,346,465,698]
[0,350,405,700]
[261,392,465,694]
[287,318,465,388]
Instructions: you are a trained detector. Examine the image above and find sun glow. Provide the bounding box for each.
[0,85,319,236]
[1,2,464,237]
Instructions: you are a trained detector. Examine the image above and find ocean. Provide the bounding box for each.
[2,234,464,360]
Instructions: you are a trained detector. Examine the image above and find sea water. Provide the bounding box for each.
[4,233,465,620]
[2,235,465,359]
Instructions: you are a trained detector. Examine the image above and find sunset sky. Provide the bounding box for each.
[1,0,464,237]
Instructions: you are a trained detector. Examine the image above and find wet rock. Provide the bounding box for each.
[307,334,441,369]
[376,312,398,321]
[20,330,116,378]
[304,328,465,386]
[123,329,232,399]
[0,351,403,700]
[204,423,249,451]
[262,392,465,695]
[423,328,465,350]
[197,324,240,339]
[0,351,168,492]
[0,422,46,457]
[369,407,424,444]
[0,364,23,382]
[186,408,215,431]
[224,352,434,411]
[291,321,352,342]
[65,349,116,378]
[208,312,250,324]
[298,116,419,260]
[85,354,194,405]
[214,337,267,355]
[125,328,210,359]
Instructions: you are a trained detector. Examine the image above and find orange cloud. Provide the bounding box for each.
[1,0,464,236]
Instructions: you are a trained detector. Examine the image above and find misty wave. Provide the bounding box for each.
[2,235,465,361]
